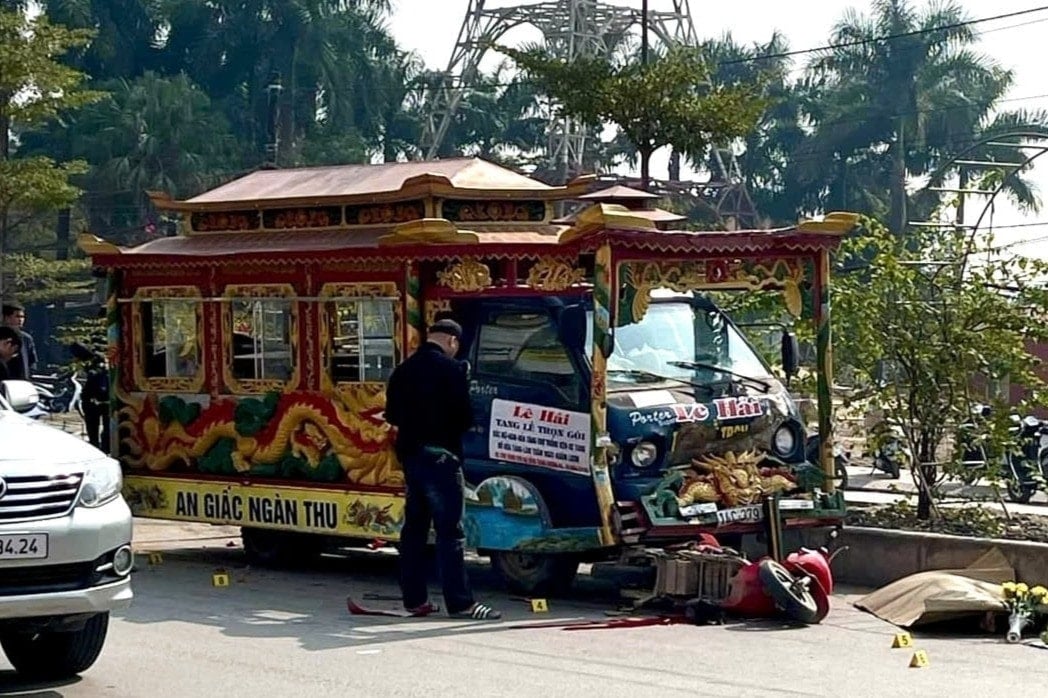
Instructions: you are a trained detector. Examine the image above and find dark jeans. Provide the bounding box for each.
[83,401,110,454]
[398,449,474,613]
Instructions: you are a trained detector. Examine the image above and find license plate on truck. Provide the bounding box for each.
[715,505,763,526]
[0,533,48,560]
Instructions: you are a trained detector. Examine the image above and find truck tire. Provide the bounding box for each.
[491,551,579,596]
[1,612,109,679]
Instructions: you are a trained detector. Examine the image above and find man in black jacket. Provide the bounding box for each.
[2,302,36,381]
[71,341,110,453]
[0,326,22,381]
[384,318,501,620]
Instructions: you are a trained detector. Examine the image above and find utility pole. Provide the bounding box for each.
[641,0,649,65]
[264,74,283,168]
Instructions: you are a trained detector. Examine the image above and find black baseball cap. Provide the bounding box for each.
[428,319,463,340]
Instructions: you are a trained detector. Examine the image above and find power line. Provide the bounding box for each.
[718,5,1048,65]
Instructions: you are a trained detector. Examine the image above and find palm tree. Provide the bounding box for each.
[158,0,400,165]
[797,0,1013,233]
[69,72,243,243]
[42,0,164,79]
[698,32,806,225]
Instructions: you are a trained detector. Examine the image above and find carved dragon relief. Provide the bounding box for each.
[526,257,587,292]
[621,259,807,324]
[436,259,492,293]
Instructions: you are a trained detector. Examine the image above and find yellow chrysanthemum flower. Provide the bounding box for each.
[1032,586,1048,597]
[1017,582,1030,595]
[1003,581,1017,593]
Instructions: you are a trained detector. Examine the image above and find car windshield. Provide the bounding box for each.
[586,301,772,383]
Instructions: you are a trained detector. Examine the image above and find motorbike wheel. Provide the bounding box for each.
[757,559,819,624]
[1006,479,1035,504]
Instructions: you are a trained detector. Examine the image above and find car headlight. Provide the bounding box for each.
[79,458,123,507]
[772,425,796,458]
[630,441,659,468]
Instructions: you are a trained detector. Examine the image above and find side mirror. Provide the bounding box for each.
[600,330,615,359]
[1,380,41,414]
[558,305,587,351]
[781,331,799,383]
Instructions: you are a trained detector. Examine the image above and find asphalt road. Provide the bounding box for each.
[2,520,1047,698]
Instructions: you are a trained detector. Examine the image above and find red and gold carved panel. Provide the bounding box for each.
[345,201,425,226]
[262,206,342,230]
[190,210,260,233]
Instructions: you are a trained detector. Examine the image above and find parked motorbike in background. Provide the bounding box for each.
[863,410,908,479]
[29,368,83,418]
[804,433,850,490]
[957,404,1047,504]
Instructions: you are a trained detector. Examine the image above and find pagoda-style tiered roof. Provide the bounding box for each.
[553,183,686,229]
[80,157,859,266]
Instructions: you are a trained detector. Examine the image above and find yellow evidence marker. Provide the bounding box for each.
[148,552,163,565]
[212,571,231,587]
[909,650,930,668]
[891,632,912,648]
[530,598,549,613]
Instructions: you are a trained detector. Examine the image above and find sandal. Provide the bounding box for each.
[449,602,502,620]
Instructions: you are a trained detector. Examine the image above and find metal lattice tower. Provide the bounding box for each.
[420,1,696,178]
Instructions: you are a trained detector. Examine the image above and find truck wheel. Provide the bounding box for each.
[1,612,109,679]
[491,551,579,596]
[242,528,323,567]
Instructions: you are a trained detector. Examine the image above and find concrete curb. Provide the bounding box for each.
[794,526,1048,588]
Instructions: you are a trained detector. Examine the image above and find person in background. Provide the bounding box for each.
[71,341,109,453]
[2,301,37,380]
[0,327,22,381]
[383,318,501,621]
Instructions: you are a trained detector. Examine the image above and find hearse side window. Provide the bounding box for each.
[328,298,397,383]
[140,297,200,380]
[230,297,295,382]
[475,311,579,395]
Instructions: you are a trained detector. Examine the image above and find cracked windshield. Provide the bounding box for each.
[588,301,771,383]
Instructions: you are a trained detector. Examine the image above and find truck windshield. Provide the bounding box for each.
[586,301,772,383]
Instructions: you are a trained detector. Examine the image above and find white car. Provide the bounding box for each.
[0,379,133,679]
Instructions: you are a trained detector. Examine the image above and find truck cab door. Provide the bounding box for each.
[459,301,589,463]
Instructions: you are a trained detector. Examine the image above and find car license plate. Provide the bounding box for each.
[679,502,718,517]
[0,533,48,560]
[716,505,763,526]
[779,499,816,511]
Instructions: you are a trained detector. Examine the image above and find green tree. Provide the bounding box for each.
[833,216,1048,519]
[66,71,244,244]
[41,0,164,80]
[499,44,765,189]
[700,32,807,225]
[794,0,1035,232]
[0,7,101,296]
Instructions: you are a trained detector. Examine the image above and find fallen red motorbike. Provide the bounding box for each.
[655,530,845,625]
[721,545,837,624]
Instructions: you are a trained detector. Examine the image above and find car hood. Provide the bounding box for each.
[0,411,108,467]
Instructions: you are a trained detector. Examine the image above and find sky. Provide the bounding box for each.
[385,0,1048,258]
